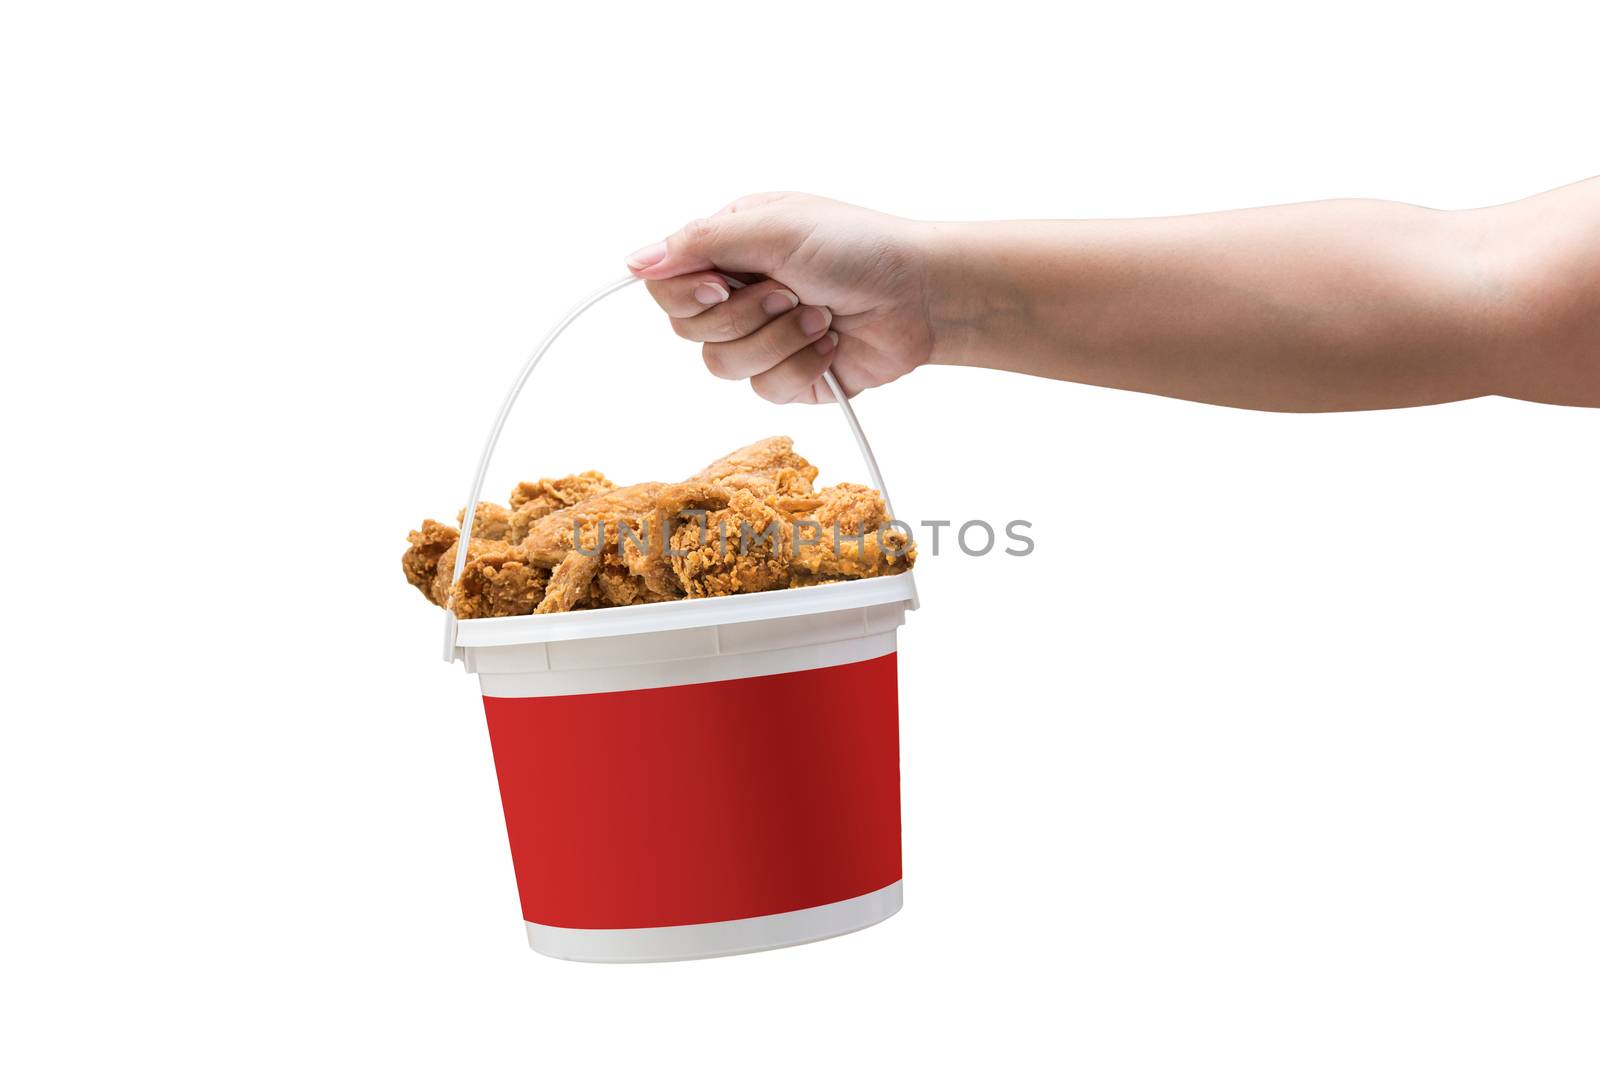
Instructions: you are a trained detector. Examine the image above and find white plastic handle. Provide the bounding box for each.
[443,274,896,659]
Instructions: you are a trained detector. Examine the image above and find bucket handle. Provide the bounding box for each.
[443,274,897,660]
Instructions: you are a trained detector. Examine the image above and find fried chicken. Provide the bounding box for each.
[812,482,890,533]
[620,481,734,599]
[535,550,603,614]
[400,438,914,617]
[452,543,549,618]
[519,481,671,568]
[507,472,616,543]
[455,502,513,542]
[509,471,615,512]
[693,436,817,483]
[669,489,796,598]
[430,537,524,609]
[402,520,459,606]
[791,525,915,583]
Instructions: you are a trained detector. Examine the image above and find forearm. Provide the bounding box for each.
[921,188,1598,411]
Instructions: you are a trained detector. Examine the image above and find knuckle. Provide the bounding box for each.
[757,324,791,361]
[731,303,766,337]
[680,216,717,248]
[701,310,740,343]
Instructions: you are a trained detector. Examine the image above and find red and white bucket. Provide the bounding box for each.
[440,276,918,962]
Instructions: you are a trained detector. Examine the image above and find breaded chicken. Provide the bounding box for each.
[811,482,892,534]
[791,527,915,583]
[520,481,671,567]
[693,436,819,498]
[402,520,460,605]
[669,489,796,598]
[509,471,615,512]
[402,437,914,617]
[451,544,550,619]
[430,537,516,608]
[620,481,735,597]
[535,550,603,613]
[507,472,616,543]
[455,502,513,542]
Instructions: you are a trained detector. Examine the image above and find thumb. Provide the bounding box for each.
[624,211,801,280]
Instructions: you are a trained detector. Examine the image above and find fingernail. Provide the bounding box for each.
[816,330,839,356]
[625,242,667,269]
[798,305,830,337]
[693,282,729,306]
[761,290,799,315]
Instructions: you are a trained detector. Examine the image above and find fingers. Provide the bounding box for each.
[624,209,801,280]
[750,331,840,404]
[642,271,735,318]
[702,303,832,381]
[821,354,870,400]
[660,278,800,341]
[626,196,842,405]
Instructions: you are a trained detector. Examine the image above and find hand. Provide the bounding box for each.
[625,192,936,403]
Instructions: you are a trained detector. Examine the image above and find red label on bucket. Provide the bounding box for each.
[483,653,902,931]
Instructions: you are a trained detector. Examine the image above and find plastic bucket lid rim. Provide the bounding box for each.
[451,572,917,650]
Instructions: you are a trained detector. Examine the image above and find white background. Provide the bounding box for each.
[3,2,1597,1063]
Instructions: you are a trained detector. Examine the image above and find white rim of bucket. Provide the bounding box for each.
[453,570,917,650]
[441,274,908,662]
[525,880,904,963]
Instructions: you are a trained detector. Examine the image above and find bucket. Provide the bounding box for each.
[440,276,919,962]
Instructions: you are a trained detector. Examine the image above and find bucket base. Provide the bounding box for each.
[525,880,903,963]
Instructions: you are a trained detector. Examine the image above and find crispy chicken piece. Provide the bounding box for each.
[791,528,915,583]
[592,560,684,607]
[786,482,913,582]
[535,550,604,613]
[507,504,544,546]
[510,471,615,511]
[520,441,812,568]
[670,489,796,598]
[592,562,647,607]
[450,544,550,619]
[403,437,915,617]
[430,537,517,607]
[411,497,550,611]
[712,468,818,502]
[507,472,616,543]
[455,502,513,542]
[402,520,459,606]
[617,527,675,599]
[527,481,736,607]
[402,518,551,617]
[520,481,671,567]
[621,481,734,597]
[693,436,819,497]
[811,482,892,533]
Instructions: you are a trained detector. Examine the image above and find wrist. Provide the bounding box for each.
[914,221,1014,367]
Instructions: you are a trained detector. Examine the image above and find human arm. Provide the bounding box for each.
[626,180,1600,411]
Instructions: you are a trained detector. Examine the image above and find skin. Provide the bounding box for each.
[625,181,1599,411]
